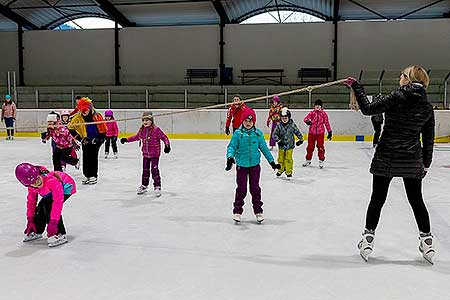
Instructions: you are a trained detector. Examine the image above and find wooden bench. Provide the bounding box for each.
[185,69,218,85]
[298,68,331,84]
[240,69,284,85]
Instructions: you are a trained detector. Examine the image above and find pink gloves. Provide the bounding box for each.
[24,217,36,235]
[343,77,358,87]
[47,219,59,237]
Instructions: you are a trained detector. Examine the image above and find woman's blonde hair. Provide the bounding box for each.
[402,65,430,88]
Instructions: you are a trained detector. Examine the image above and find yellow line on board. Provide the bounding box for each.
[1,132,449,143]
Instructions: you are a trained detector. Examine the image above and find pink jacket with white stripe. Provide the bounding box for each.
[26,171,76,221]
[303,109,332,135]
[126,125,170,158]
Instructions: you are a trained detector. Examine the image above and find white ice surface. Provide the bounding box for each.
[1,138,450,300]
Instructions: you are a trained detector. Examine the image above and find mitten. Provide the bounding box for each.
[327,131,333,141]
[47,219,59,237]
[225,157,235,171]
[296,140,303,146]
[164,144,171,153]
[225,127,230,135]
[120,138,128,144]
[270,161,281,170]
[24,217,36,235]
[305,120,312,126]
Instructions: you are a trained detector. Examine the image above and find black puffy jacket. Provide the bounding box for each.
[351,82,434,179]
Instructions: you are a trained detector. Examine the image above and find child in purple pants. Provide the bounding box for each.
[120,111,170,196]
[226,107,280,223]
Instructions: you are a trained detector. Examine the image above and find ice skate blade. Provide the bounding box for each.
[423,254,434,265]
[137,190,148,195]
[48,237,68,247]
[23,233,42,242]
[360,252,369,262]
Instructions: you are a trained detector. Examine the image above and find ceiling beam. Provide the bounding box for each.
[395,0,446,19]
[211,0,229,24]
[0,4,39,29]
[94,0,135,27]
[347,0,389,19]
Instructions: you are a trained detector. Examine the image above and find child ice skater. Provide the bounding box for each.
[42,113,79,172]
[267,96,283,150]
[303,99,332,169]
[120,111,170,196]
[226,107,280,223]
[1,94,16,140]
[15,162,76,247]
[225,94,248,135]
[104,109,119,159]
[273,107,303,179]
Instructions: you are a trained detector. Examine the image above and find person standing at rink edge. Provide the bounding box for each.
[344,65,436,264]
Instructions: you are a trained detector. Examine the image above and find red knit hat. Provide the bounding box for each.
[241,107,256,125]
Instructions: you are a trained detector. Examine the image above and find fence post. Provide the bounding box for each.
[266,88,269,108]
[13,71,17,106]
[444,71,450,109]
[71,90,75,108]
[184,89,188,109]
[308,90,312,108]
[35,89,39,109]
[107,90,111,108]
[224,88,228,106]
[145,89,149,109]
[7,71,11,95]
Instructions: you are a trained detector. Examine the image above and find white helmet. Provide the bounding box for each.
[47,114,58,122]
[61,109,70,116]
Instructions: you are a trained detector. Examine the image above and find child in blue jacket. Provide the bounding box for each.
[226,107,280,223]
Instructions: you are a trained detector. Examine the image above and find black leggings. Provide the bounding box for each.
[105,136,118,153]
[53,147,79,171]
[34,195,71,235]
[365,175,431,233]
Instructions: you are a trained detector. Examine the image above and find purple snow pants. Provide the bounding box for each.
[269,121,279,147]
[233,165,263,214]
[142,157,161,189]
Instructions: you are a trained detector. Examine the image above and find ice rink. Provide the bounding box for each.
[1,138,450,300]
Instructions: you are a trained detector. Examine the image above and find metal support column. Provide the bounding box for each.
[18,24,24,86]
[219,22,225,85]
[114,21,121,86]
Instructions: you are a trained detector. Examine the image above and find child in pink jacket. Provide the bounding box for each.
[303,99,332,169]
[104,109,119,159]
[120,111,170,196]
[42,113,79,172]
[15,163,76,247]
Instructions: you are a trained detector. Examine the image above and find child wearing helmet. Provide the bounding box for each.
[42,113,79,172]
[60,109,71,125]
[120,111,170,196]
[226,107,281,223]
[267,95,283,150]
[104,109,119,159]
[15,163,76,247]
[1,94,16,140]
[273,107,304,179]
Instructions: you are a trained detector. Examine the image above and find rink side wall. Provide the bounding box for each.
[4,109,450,142]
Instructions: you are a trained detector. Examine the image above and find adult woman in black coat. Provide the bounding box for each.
[344,65,435,263]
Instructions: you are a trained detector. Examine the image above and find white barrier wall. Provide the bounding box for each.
[12,109,450,138]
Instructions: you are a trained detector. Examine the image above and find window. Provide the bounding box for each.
[241,10,324,24]
[55,17,120,30]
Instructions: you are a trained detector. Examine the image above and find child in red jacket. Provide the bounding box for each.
[303,99,332,169]
[225,95,248,135]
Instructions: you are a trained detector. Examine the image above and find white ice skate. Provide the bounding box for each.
[154,188,162,197]
[233,214,241,223]
[88,177,97,185]
[61,165,66,172]
[82,177,90,185]
[47,234,68,247]
[302,160,311,167]
[358,230,375,262]
[105,152,109,159]
[319,160,324,169]
[113,152,118,159]
[137,185,148,195]
[286,174,293,181]
[255,213,264,223]
[75,160,80,170]
[23,232,42,242]
[419,233,435,265]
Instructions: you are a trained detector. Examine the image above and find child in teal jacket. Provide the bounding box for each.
[226,107,280,223]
